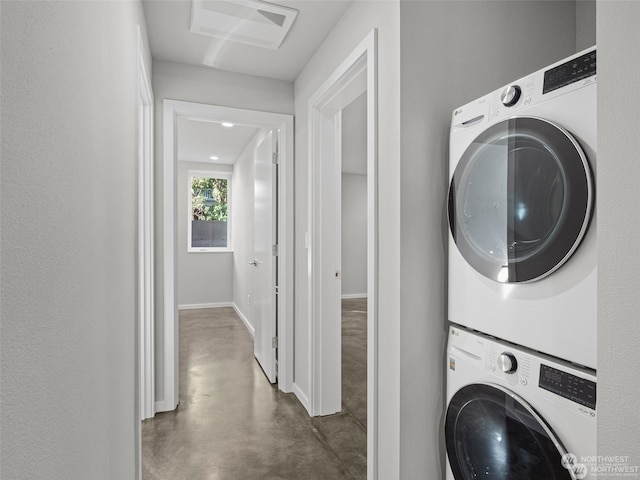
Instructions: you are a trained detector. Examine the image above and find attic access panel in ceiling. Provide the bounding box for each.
[190,0,299,50]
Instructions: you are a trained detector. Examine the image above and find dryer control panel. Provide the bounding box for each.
[451,46,597,137]
[543,49,597,94]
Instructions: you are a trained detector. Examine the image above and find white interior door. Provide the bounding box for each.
[252,130,277,383]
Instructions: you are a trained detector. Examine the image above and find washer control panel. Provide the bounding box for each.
[539,363,596,409]
[497,352,518,374]
[488,344,531,385]
[449,325,596,415]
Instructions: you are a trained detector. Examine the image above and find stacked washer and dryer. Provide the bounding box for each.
[446,48,597,480]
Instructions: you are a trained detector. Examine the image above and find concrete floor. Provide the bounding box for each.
[142,299,367,479]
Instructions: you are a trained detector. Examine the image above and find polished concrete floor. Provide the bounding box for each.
[142,299,367,479]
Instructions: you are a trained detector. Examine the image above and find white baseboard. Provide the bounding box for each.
[178,302,233,310]
[232,303,254,336]
[154,399,175,414]
[341,293,367,299]
[293,382,311,415]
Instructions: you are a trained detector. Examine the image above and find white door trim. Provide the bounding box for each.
[136,25,154,480]
[159,100,294,412]
[137,30,155,423]
[307,29,378,479]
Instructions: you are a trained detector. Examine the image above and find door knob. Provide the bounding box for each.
[249,260,258,267]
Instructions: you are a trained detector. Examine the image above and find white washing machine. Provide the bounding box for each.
[445,325,596,480]
[448,48,597,369]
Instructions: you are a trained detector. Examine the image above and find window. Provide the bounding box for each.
[188,171,231,252]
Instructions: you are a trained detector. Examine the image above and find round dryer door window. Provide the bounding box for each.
[445,383,575,480]
[448,116,593,283]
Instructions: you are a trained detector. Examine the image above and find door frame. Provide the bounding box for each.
[307,30,378,479]
[136,26,154,480]
[159,100,294,412]
[137,28,155,423]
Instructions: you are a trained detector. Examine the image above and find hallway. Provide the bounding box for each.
[142,300,367,479]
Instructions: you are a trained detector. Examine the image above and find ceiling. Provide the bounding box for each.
[177,117,260,164]
[143,0,366,173]
[142,0,352,82]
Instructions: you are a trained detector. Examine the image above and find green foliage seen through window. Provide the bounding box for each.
[192,177,228,221]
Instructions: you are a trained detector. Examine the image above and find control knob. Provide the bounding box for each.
[501,85,522,107]
[497,352,518,374]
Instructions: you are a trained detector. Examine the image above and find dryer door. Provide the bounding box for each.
[448,116,593,283]
[445,383,576,480]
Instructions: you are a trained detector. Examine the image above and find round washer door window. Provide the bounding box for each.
[448,116,593,283]
[445,383,575,480]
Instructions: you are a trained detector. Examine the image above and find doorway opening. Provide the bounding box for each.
[158,100,294,413]
[307,30,378,479]
[340,91,368,436]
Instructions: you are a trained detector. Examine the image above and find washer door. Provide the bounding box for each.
[445,383,575,480]
[448,116,593,283]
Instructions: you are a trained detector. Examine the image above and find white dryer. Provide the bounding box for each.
[445,325,597,480]
[448,48,597,369]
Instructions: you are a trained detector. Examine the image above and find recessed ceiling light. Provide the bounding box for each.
[222,122,234,128]
[210,156,219,160]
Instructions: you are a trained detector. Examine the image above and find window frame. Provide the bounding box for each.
[187,169,232,253]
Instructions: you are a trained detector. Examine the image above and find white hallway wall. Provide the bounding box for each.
[177,161,234,308]
[0,0,149,477]
[151,61,293,401]
[341,91,368,298]
[342,173,367,298]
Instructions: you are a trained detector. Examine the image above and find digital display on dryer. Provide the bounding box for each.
[543,50,596,94]
[539,364,596,409]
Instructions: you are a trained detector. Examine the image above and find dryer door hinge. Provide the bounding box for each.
[272,152,279,164]
[272,244,279,256]
[272,336,278,349]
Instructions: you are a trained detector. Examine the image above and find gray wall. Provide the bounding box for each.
[342,174,368,297]
[4,1,629,477]
[397,1,583,477]
[294,2,402,475]
[0,0,148,477]
[597,1,640,469]
[577,0,597,51]
[151,61,293,401]
[177,161,233,308]
[295,2,579,476]
[398,1,579,476]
